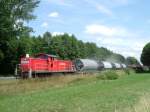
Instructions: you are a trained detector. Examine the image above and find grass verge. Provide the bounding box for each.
[0,71,150,112]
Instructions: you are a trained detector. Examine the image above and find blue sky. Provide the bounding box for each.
[28,0,150,61]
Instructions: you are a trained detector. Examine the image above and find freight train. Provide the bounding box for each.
[16,53,127,78]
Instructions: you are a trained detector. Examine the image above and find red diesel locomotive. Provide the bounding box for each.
[18,53,76,78]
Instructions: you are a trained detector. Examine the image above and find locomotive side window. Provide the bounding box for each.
[37,55,48,59]
[51,63,53,67]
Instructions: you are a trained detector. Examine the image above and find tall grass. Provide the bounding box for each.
[96,70,128,80]
[0,74,97,95]
[0,70,130,95]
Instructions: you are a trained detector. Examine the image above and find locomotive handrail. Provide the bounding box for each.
[14,64,21,78]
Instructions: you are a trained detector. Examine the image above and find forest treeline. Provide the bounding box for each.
[20,32,126,62]
[0,0,140,75]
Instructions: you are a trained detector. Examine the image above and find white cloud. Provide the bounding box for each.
[97,38,148,61]
[97,37,124,46]
[85,24,130,37]
[84,23,149,61]
[48,12,59,18]
[101,45,141,61]
[96,4,112,16]
[132,42,146,52]
[83,0,113,16]
[41,22,48,28]
[83,0,130,16]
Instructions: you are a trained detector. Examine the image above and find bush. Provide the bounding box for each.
[124,69,130,75]
[124,68,135,75]
[97,70,119,80]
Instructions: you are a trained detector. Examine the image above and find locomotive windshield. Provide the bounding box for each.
[36,55,48,59]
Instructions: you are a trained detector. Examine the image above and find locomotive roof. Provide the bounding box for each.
[35,53,58,58]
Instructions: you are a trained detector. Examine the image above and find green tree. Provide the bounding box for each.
[31,35,45,54]
[126,57,140,65]
[43,32,52,46]
[141,42,150,66]
[0,0,39,40]
[0,0,39,74]
[96,47,112,60]
[78,40,86,58]
[107,53,125,63]
[85,42,97,58]
[49,34,80,60]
